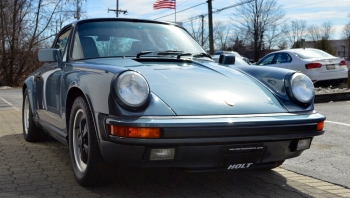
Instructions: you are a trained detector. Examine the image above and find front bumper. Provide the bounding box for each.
[96,112,325,170]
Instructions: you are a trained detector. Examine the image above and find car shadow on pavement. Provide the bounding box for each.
[0,134,317,198]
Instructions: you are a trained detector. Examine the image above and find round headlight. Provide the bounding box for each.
[288,73,314,105]
[115,71,150,110]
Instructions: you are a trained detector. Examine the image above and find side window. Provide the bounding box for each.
[257,54,275,66]
[54,29,71,61]
[275,53,292,64]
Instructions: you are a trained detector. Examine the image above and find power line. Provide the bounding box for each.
[154,2,206,20]
[285,0,330,9]
[182,0,254,23]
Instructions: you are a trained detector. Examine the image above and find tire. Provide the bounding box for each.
[22,88,48,142]
[68,96,113,186]
[275,160,285,168]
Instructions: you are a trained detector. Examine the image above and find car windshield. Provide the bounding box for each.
[72,21,206,59]
[293,49,334,59]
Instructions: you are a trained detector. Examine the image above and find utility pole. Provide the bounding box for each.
[108,0,127,17]
[74,0,82,20]
[200,15,204,47]
[207,0,214,55]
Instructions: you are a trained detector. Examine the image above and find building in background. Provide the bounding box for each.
[301,39,349,61]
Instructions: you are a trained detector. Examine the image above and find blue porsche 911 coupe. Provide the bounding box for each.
[22,18,325,186]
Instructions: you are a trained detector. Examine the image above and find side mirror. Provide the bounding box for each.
[219,54,235,65]
[38,48,62,65]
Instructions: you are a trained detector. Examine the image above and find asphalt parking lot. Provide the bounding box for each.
[1,89,350,197]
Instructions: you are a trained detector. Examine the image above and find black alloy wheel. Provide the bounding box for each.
[22,88,48,142]
[68,96,114,186]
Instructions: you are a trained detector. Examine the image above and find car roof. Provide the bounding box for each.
[72,18,179,27]
[274,48,323,53]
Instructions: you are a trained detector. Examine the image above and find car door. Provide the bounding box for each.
[36,27,72,132]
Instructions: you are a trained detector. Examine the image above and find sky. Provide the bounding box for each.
[84,0,350,39]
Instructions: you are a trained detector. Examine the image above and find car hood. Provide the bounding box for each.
[82,58,287,115]
[131,62,287,115]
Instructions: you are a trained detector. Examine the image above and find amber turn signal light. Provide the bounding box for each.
[317,121,324,131]
[108,125,160,138]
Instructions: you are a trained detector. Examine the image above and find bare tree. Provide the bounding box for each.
[277,40,288,50]
[307,21,334,42]
[282,19,307,48]
[264,23,284,50]
[213,21,232,50]
[232,0,285,61]
[321,21,334,40]
[0,0,83,86]
[307,21,335,55]
[185,16,209,50]
[342,13,350,39]
[229,36,247,55]
[307,24,321,42]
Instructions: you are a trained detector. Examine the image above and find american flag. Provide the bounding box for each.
[153,0,176,10]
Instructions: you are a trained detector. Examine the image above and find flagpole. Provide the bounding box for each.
[175,0,176,22]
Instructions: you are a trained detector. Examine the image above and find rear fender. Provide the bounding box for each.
[23,76,37,115]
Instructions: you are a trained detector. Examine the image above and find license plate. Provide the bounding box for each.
[326,64,335,70]
[220,144,265,170]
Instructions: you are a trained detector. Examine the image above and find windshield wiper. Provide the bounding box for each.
[177,53,192,59]
[137,50,184,58]
[157,50,184,56]
[136,50,212,60]
[136,51,153,58]
[193,53,212,59]
[177,52,213,60]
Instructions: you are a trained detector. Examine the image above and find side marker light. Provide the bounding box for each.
[109,125,160,138]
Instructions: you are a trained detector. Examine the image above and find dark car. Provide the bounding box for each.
[22,18,325,186]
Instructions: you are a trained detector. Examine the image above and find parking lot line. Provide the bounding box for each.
[0,96,20,111]
[325,120,350,127]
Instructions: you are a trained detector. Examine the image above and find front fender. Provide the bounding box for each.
[233,65,314,112]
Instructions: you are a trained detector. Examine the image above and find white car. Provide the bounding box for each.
[256,48,348,83]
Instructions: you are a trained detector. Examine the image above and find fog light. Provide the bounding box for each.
[296,139,312,151]
[150,148,175,160]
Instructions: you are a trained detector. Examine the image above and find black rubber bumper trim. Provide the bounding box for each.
[106,130,324,145]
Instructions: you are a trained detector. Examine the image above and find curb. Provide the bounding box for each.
[315,92,350,103]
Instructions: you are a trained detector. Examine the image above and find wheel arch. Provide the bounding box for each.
[22,77,36,114]
[65,86,98,145]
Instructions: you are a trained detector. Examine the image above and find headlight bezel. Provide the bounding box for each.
[112,70,151,111]
[285,72,314,107]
